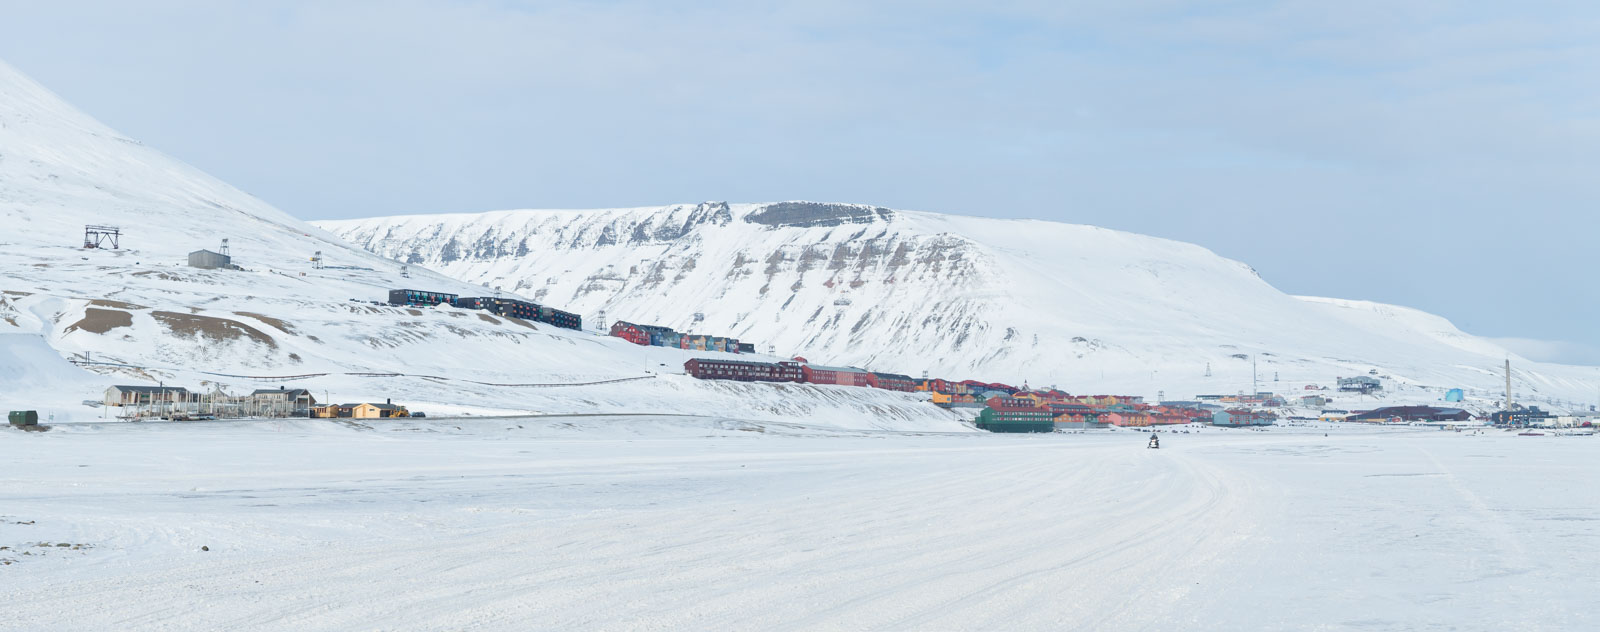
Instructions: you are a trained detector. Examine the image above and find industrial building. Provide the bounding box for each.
[187,249,232,270]
[1338,376,1382,394]
[104,385,192,406]
[248,388,318,415]
[684,358,803,382]
[1345,406,1471,423]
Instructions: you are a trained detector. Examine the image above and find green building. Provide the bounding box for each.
[976,397,1055,433]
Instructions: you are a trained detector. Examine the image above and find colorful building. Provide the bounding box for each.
[800,364,871,387]
[976,397,1054,433]
[609,321,650,345]
[1105,411,1153,427]
[388,289,458,307]
[1212,408,1277,427]
[1048,403,1103,430]
[866,372,917,392]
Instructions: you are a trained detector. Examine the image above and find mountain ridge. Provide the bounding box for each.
[317,200,1597,407]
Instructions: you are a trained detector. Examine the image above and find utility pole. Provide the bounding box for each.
[1252,355,1258,395]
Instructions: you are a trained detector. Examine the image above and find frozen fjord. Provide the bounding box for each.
[1,420,1595,631]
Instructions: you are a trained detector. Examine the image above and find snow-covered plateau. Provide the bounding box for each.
[2,419,1596,630]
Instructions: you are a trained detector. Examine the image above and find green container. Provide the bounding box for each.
[8,410,39,426]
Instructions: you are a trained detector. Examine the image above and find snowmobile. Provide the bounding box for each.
[1147,434,1160,449]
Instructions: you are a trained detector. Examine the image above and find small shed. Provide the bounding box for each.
[187,249,232,269]
[1445,388,1464,402]
[8,411,39,426]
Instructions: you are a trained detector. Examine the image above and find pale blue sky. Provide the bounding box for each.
[2,1,1596,362]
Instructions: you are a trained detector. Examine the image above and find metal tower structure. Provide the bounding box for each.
[84,225,121,249]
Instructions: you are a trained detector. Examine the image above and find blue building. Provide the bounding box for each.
[1212,409,1276,427]
[1445,388,1464,402]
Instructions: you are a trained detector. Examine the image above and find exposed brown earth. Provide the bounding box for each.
[234,311,296,334]
[151,311,277,349]
[64,308,133,335]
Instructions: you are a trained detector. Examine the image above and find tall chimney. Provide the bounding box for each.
[1504,359,1513,412]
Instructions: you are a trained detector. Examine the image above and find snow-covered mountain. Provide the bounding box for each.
[0,59,955,429]
[318,202,1600,409]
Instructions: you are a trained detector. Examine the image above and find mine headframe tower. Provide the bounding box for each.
[84,225,122,249]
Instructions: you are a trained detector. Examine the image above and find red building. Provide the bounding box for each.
[608,321,650,345]
[800,364,871,387]
[866,372,917,392]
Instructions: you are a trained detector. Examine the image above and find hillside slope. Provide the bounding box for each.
[0,59,958,429]
[318,202,1600,409]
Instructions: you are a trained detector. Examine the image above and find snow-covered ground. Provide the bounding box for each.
[2,419,1594,631]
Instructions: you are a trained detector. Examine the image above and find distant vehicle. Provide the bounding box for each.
[410,412,426,418]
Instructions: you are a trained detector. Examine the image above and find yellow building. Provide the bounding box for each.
[349,402,407,418]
